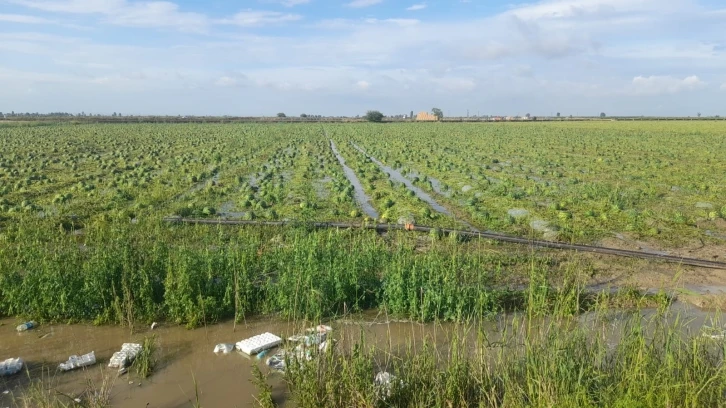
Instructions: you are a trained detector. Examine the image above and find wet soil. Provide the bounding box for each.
[584,234,726,309]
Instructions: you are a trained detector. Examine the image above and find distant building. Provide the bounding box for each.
[416,111,437,121]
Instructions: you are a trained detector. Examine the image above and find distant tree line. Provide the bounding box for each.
[0,111,123,119]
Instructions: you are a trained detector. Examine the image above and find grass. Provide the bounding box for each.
[14,367,115,408]
[278,299,726,407]
[132,335,157,379]
[1,121,725,405]
[251,365,275,408]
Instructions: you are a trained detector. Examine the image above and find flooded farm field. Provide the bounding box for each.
[2,302,723,407]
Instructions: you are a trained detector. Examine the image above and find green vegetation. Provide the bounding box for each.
[0,122,723,245]
[364,110,384,123]
[282,305,726,407]
[0,121,723,326]
[133,335,157,379]
[0,218,563,326]
[1,121,725,405]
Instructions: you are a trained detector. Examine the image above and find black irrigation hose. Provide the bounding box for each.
[162,217,726,270]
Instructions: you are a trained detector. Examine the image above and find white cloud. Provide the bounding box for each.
[105,2,208,32]
[9,0,126,14]
[278,0,309,6]
[406,3,426,11]
[0,13,56,24]
[721,82,726,91]
[355,80,370,90]
[10,0,300,31]
[215,74,249,87]
[2,0,724,116]
[220,11,302,26]
[506,0,661,21]
[631,75,706,95]
[10,0,209,31]
[346,0,382,8]
[362,18,420,26]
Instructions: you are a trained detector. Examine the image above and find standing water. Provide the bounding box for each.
[328,139,379,219]
[0,303,720,407]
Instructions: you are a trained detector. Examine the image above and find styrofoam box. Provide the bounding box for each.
[108,343,142,368]
[235,333,282,355]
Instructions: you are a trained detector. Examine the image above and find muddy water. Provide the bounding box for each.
[0,304,721,407]
[328,139,379,219]
[0,315,490,408]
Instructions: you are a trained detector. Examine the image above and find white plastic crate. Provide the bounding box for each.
[235,332,282,355]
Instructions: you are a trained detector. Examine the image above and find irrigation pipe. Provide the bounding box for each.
[162,217,726,270]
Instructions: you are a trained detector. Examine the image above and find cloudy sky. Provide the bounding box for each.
[1,0,725,116]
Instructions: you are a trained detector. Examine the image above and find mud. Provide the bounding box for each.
[585,235,726,310]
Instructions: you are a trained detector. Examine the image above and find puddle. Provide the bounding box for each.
[427,177,451,197]
[188,171,221,195]
[530,219,559,240]
[682,285,726,295]
[0,303,721,407]
[351,144,451,217]
[312,177,332,200]
[405,171,451,198]
[328,139,379,219]
[705,230,726,241]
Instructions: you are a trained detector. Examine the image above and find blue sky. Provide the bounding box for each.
[1,0,725,116]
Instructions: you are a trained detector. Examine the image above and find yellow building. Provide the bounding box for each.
[416,112,438,121]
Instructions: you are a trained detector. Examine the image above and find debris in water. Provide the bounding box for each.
[266,347,313,372]
[109,343,142,368]
[266,352,287,371]
[375,371,402,399]
[0,358,23,377]
[16,321,36,332]
[235,333,282,355]
[288,325,333,347]
[59,351,96,371]
[307,325,332,334]
[701,326,726,340]
[213,343,235,354]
